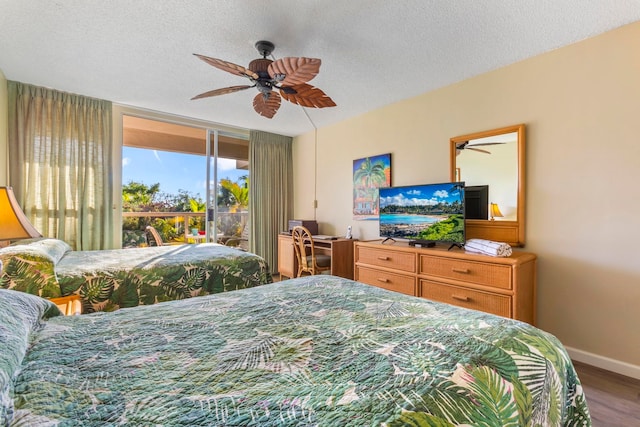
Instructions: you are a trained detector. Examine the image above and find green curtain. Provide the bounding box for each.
[7,81,113,250]
[249,130,293,274]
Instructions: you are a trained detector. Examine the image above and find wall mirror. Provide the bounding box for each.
[450,124,526,247]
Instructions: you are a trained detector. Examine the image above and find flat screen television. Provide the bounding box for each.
[378,182,465,248]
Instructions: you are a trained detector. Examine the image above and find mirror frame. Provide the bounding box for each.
[450,124,526,247]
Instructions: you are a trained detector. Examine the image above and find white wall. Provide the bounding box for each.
[293,22,640,378]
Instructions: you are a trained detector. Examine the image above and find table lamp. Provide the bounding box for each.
[0,186,42,246]
[490,202,504,221]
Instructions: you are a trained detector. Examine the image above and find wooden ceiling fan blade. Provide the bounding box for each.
[191,85,252,100]
[253,92,281,119]
[280,84,336,108]
[268,57,321,86]
[193,54,259,80]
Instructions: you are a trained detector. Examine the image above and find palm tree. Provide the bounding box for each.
[354,158,388,192]
[218,176,249,213]
[217,176,249,238]
[189,198,206,213]
[353,158,388,213]
[122,181,161,211]
[450,183,465,205]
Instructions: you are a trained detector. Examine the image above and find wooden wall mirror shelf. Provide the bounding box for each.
[450,124,526,247]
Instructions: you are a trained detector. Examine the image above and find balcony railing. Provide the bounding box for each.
[122,211,247,248]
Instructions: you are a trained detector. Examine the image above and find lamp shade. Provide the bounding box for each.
[0,186,42,240]
[490,203,504,220]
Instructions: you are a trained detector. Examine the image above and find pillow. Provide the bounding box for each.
[0,289,61,424]
[8,238,72,265]
[0,239,71,298]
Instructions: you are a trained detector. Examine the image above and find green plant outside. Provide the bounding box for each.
[415,214,465,242]
[121,178,249,247]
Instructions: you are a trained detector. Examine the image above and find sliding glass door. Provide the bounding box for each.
[206,129,250,248]
[120,115,249,248]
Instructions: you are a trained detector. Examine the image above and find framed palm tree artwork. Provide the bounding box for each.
[353,153,391,220]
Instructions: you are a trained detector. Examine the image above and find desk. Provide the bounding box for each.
[277,234,355,279]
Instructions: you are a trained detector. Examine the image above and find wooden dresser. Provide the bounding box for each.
[354,241,537,325]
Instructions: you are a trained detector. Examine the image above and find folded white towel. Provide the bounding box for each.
[464,238,512,257]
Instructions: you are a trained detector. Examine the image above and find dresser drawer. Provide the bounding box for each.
[356,266,416,296]
[420,280,511,318]
[356,246,416,272]
[420,255,512,289]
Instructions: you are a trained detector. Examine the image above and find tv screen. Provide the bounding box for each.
[379,182,465,247]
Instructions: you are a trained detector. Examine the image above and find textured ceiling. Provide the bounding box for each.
[1,1,639,137]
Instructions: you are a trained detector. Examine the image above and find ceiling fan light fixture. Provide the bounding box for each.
[256,81,272,94]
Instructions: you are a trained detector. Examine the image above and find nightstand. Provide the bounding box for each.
[49,295,82,316]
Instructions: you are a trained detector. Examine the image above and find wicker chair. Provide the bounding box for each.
[145,226,165,246]
[223,222,249,251]
[291,226,331,277]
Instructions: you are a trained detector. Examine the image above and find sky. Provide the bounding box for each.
[122,147,247,199]
[379,183,462,207]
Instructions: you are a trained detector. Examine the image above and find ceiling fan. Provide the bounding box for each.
[456,140,505,155]
[192,40,336,119]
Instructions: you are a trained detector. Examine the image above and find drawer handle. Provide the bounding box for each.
[451,294,470,302]
[377,278,390,283]
[451,268,470,274]
[377,256,390,261]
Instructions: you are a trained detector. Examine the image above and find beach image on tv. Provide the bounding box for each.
[379,182,465,243]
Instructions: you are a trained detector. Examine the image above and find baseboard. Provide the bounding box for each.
[566,346,640,380]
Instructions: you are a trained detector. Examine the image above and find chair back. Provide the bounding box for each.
[237,221,250,251]
[222,221,250,250]
[145,226,164,246]
[291,226,330,276]
[291,226,312,274]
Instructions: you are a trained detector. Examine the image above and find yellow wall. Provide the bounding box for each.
[294,22,640,377]
[0,69,8,185]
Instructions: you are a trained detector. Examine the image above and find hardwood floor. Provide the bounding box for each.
[573,361,640,426]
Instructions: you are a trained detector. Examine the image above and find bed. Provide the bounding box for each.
[0,238,272,313]
[0,275,591,426]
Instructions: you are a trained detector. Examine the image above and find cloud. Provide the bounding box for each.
[381,189,450,207]
[381,193,439,207]
[217,158,236,171]
[153,150,161,163]
[122,157,131,167]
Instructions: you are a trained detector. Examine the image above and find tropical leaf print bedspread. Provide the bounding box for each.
[8,276,590,426]
[55,243,272,313]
